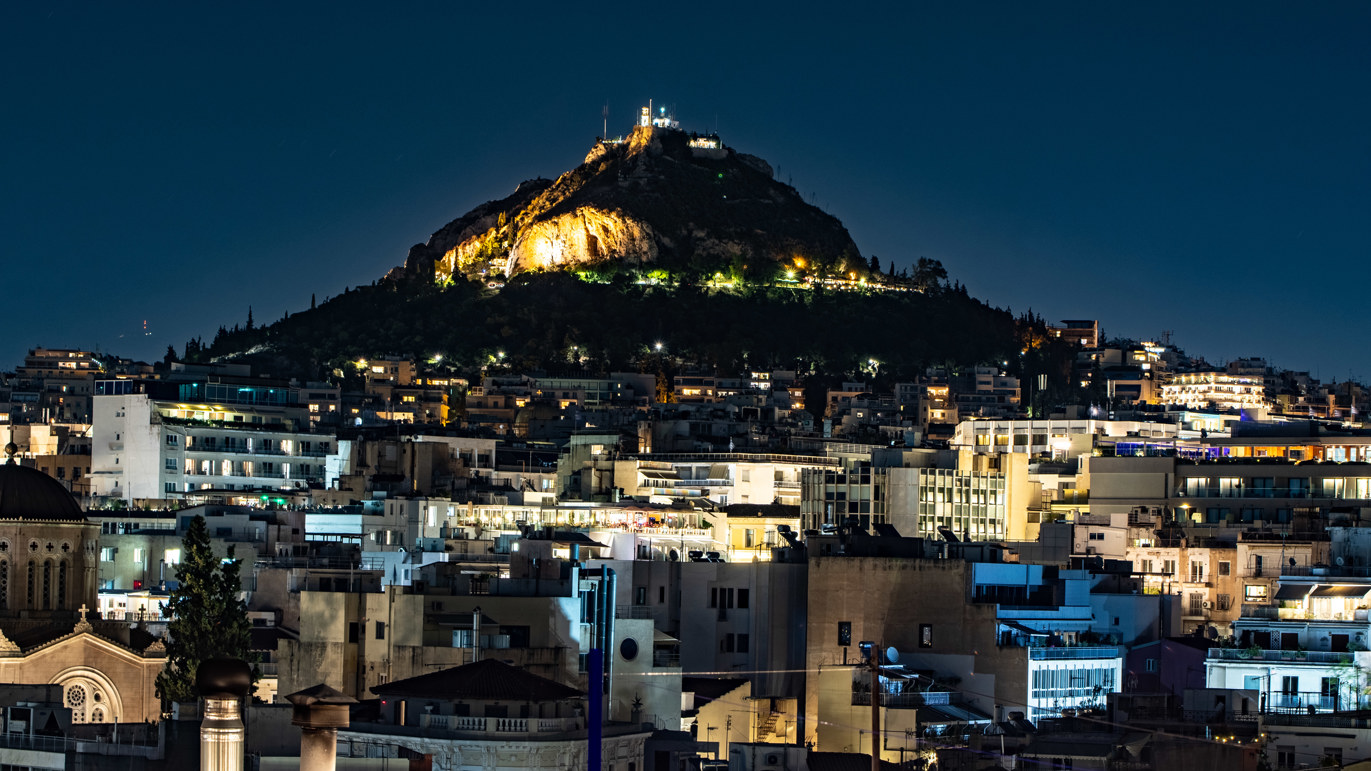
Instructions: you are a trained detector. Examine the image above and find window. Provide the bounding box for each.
[919,623,933,648]
[1189,561,1205,583]
[348,623,360,644]
[1188,593,1204,615]
[1145,658,1158,672]
[744,529,755,548]
[634,586,647,605]
[721,633,735,653]
[1162,559,1176,575]
[165,458,178,471]
[1218,561,1231,576]
[376,622,386,640]
[658,586,665,604]
[738,589,749,609]
[737,634,750,654]
[838,621,852,646]
[165,435,179,446]
[164,482,176,493]
[164,548,181,565]
[132,548,146,564]
[709,588,717,608]
[1245,584,1269,602]
[99,548,115,562]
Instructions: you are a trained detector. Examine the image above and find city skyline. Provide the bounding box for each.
[3,3,1368,379]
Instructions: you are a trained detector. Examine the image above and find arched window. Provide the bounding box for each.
[42,560,51,610]
[26,561,34,606]
[57,562,67,610]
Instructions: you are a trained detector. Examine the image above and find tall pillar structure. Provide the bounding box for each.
[197,658,252,771]
[287,683,356,771]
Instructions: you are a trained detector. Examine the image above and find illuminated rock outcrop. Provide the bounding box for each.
[506,207,657,274]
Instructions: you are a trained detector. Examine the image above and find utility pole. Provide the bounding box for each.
[865,642,881,771]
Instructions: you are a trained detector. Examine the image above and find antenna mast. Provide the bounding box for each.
[602,102,608,139]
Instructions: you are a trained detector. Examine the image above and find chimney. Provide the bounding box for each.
[196,658,252,771]
[287,684,357,771]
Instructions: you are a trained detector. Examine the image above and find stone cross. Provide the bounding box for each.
[74,603,93,634]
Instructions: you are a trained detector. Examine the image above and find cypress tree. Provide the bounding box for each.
[155,516,257,704]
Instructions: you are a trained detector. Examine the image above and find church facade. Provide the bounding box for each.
[0,451,167,723]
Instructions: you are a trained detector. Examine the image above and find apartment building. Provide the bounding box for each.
[90,379,339,504]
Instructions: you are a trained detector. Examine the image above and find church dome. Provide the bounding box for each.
[0,460,85,522]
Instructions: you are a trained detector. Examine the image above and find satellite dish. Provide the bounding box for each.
[1336,556,1346,566]
[668,549,679,562]
[885,646,900,664]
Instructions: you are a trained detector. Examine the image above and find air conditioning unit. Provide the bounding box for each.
[1202,601,1213,609]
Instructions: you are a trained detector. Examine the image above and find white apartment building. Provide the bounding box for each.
[90,381,340,504]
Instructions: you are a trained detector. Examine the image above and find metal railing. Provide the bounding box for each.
[1029,646,1121,661]
[1208,648,1353,664]
[615,605,652,620]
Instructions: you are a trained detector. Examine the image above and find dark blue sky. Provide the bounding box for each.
[4,3,1368,379]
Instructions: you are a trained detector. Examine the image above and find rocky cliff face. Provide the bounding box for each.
[404,125,863,282]
[506,207,658,274]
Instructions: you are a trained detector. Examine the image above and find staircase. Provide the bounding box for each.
[757,710,781,740]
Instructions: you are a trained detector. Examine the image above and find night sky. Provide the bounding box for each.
[4,4,1368,380]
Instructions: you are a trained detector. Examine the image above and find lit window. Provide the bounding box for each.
[164,548,181,565]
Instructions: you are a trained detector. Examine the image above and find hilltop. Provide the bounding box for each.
[187,116,1054,390]
[402,122,866,283]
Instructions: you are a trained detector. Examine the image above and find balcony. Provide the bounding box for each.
[1028,646,1121,661]
[852,689,954,709]
[1207,648,1353,664]
[1266,690,1355,714]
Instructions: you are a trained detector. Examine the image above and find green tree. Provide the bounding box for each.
[155,516,256,704]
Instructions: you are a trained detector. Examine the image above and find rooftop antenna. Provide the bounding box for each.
[602,102,608,139]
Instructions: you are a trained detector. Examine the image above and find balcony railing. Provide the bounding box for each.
[1029,646,1121,661]
[1264,691,1356,713]
[615,605,652,619]
[852,689,957,709]
[418,714,582,733]
[1208,648,1353,664]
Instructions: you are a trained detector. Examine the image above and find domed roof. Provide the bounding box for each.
[0,462,86,521]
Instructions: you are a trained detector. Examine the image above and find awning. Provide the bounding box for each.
[920,702,993,724]
[1274,584,1315,601]
[654,629,679,643]
[1001,620,1049,636]
[639,470,679,481]
[1312,585,1371,598]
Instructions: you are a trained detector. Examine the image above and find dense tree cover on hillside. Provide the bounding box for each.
[190,271,1078,404]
